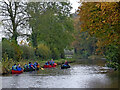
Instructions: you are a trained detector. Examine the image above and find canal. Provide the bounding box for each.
[1,59,119,88]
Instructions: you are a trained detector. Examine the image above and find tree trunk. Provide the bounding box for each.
[60,52,65,59]
[74,48,77,54]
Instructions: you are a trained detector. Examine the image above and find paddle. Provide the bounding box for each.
[40,67,44,70]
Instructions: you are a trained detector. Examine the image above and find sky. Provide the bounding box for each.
[70,0,80,13]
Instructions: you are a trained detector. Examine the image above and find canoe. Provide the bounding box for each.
[61,65,70,69]
[24,68,35,72]
[43,65,52,68]
[12,70,23,74]
[43,64,56,68]
[36,68,39,70]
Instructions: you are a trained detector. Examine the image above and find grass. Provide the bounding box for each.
[88,55,105,60]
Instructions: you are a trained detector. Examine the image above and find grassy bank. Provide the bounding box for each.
[88,55,106,60]
[1,58,76,75]
[73,54,105,60]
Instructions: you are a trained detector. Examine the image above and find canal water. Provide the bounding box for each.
[1,59,119,88]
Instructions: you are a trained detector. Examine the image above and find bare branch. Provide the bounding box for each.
[0,1,30,41]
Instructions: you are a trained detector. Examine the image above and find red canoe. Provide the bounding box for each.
[12,70,23,74]
[43,64,56,68]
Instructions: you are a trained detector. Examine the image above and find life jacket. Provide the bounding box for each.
[17,65,22,71]
[34,62,38,68]
[65,62,68,65]
[12,65,17,70]
[24,65,28,68]
[63,64,67,67]
[34,62,38,66]
[52,61,55,64]
[17,67,22,71]
[45,62,49,65]
[37,65,40,68]
[50,61,54,65]
[28,64,32,68]
[31,65,33,67]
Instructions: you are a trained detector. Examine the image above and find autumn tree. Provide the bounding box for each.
[78,2,120,51]
[77,2,120,69]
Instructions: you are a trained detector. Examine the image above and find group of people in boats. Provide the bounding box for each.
[24,62,40,70]
[45,59,57,66]
[12,64,23,71]
[12,59,70,71]
[12,62,40,71]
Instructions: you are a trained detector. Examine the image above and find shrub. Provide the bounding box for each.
[51,48,60,59]
[36,43,51,59]
[2,39,22,61]
[20,45,35,60]
[105,45,120,70]
[2,54,14,74]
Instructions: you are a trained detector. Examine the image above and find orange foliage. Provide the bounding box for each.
[77,2,120,53]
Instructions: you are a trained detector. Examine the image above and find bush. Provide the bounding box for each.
[51,48,60,60]
[20,45,35,60]
[36,43,51,59]
[2,39,22,61]
[105,45,120,70]
[2,54,14,74]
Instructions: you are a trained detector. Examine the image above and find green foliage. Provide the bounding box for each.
[0,42,2,60]
[72,15,97,58]
[20,45,35,60]
[36,43,51,59]
[105,45,120,69]
[2,54,14,74]
[27,2,74,59]
[2,39,22,61]
[51,48,60,60]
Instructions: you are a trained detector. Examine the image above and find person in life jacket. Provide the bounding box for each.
[17,64,22,71]
[28,62,34,69]
[35,62,40,69]
[34,62,38,68]
[28,62,32,68]
[24,64,28,69]
[64,60,68,65]
[63,60,69,67]
[12,64,17,70]
[45,61,50,65]
[31,63,35,68]
[50,59,54,65]
[36,64,40,68]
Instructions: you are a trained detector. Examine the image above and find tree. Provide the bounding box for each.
[77,2,120,69]
[2,38,22,61]
[77,2,120,51]
[27,2,74,59]
[20,45,35,60]
[36,43,51,59]
[0,0,30,43]
[72,14,97,58]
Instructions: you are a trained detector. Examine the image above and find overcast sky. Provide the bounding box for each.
[70,0,80,13]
